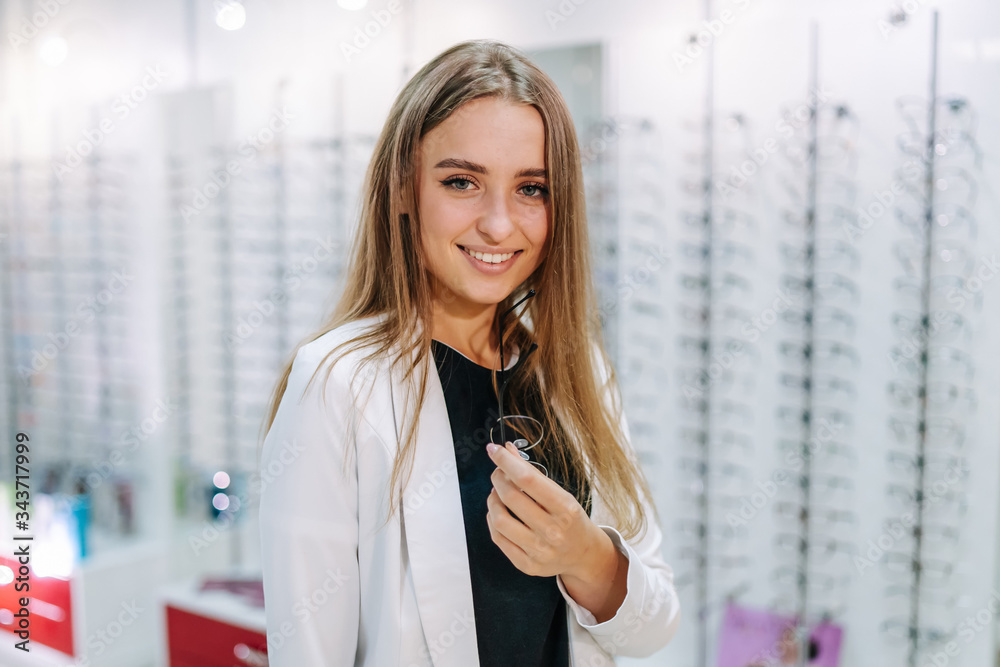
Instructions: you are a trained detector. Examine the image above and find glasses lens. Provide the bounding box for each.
[491,415,544,453]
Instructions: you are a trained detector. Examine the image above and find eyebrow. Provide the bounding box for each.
[433,157,547,179]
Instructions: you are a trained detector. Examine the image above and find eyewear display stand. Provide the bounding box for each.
[607,113,672,452]
[771,25,860,667]
[0,164,14,479]
[585,109,674,492]
[0,152,139,537]
[166,116,374,570]
[882,10,978,666]
[580,116,623,365]
[0,150,159,666]
[675,4,757,664]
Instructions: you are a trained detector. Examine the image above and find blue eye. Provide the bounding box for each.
[441,177,474,190]
[521,183,549,198]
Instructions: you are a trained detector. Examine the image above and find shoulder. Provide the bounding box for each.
[290,313,390,393]
[296,314,385,362]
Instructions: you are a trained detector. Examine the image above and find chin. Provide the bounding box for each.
[455,288,510,307]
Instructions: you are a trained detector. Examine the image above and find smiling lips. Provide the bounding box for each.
[459,245,522,265]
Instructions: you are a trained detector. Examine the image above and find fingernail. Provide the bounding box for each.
[486,443,500,455]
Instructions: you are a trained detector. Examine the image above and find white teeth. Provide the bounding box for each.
[462,247,516,264]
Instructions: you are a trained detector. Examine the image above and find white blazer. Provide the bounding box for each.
[258,313,681,666]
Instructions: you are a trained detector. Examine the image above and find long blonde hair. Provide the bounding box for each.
[260,39,659,542]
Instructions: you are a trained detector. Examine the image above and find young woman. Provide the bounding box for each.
[258,39,680,666]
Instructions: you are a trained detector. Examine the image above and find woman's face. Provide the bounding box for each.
[416,96,550,312]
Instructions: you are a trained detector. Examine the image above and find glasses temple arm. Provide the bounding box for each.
[503,343,538,389]
[498,289,537,447]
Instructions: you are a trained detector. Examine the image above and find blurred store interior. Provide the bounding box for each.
[1,0,999,665]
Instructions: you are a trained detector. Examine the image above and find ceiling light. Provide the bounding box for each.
[215,1,247,30]
[39,36,68,67]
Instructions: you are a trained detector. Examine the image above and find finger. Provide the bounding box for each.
[487,441,568,515]
[486,487,536,546]
[486,506,532,571]
[491,467,548,530]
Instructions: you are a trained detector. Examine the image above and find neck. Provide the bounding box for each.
[429,295,501,370]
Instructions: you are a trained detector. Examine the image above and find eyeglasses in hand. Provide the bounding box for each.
[490,289,548,477]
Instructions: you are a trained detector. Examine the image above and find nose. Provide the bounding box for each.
[476,188,516,244]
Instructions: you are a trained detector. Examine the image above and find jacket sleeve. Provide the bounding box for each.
[258,344,361,666]
[555,341,681,658]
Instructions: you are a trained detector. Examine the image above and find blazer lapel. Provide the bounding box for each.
[392,340,481,667]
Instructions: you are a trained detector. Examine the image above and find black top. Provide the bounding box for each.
[431,339,592,667]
